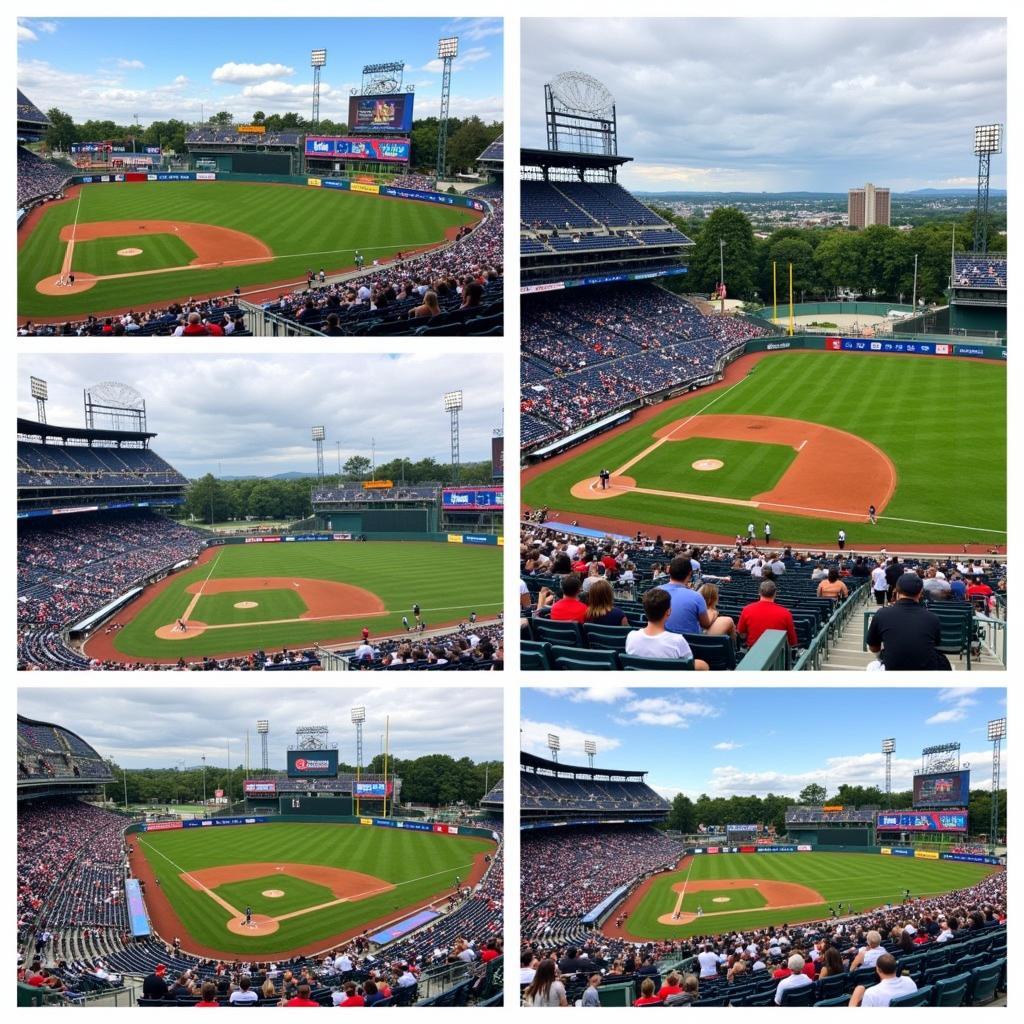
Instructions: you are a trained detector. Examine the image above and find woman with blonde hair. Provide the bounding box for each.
[584,578,629,626]
[698,583,736,639]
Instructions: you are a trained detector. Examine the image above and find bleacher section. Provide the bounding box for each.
[18,442,187,489]
[953,255,1006,290]
[521,775,666,813]
[785,806,878,824]
[18,146,73,209]
[17,718,114,783]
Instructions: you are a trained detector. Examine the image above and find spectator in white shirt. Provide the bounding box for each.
[624,587,708,669]
[773,955,814,1004]
[850,954,918,1006]
[850,930,885,970]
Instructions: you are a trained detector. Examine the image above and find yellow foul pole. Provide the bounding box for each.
[383,716,390,817]
[788,262,794,337]
[772,261,777,322]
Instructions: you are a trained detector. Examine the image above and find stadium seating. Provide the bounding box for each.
[18,147,74,209]
[953,255,1006,290]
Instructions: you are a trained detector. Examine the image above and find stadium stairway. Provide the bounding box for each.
[824,590,1005,672]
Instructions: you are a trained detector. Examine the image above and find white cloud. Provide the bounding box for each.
[422,47,493,75]
[926,689,978,725]
[212,62,295,84]
[520,718,621,763]
[442,17,504,44]
[18,25,37,43]
[713,741,742,750]
[926,709,968,725]
[117,59,145,70]
[530,686,635,704]
[34,20,58,33]
[615,695,719,729]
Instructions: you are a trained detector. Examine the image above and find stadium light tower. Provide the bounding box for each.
[257,720,269,773]
[312,425,326,482]
[30,376,48,423]
[585,739,597,769]
[547,733,560,763]
[987,717,1006,850]
[443,389,463,485]
[311,49,327,130]
[435,36,459,180]
[972,123,1002,255]
[352,706,366,815]
[881,738,895,796]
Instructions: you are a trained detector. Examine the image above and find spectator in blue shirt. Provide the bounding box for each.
[663,555,711,635]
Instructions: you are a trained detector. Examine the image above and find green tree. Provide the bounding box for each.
[212,111,234,127]
[44,107,78,152]
[251,111,266,124]
[798,783,827,805]
[185,473,230,524]
[666,793,696,832]
[764,237,817,302]
[688,207,759,299]
[342,456,372,480]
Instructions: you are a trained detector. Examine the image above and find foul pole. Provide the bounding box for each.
[383,716,390,817]
[772,261,777,323]
[788,263,794,337]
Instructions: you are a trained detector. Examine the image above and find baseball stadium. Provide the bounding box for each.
[17,19,502,336]
[519,687,1007,1007]
[17,362,503,670]
[519,71,1006,672]
[17,694,504,1006]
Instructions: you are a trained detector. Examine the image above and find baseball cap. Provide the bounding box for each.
[155,964,167,975]
[897,573,924,596]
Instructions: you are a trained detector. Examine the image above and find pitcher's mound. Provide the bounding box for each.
[262,889,285,898]
[154,621,208,640]
[692,459,724,471]
[234,601,258,609]
[227,914,279,937]
[35,272,98,295]
[712,896,731,903]
[571,475,637,499]
[118,247,143,256]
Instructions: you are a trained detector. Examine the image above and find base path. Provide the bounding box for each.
[127,828,492,961]
[35,220,272,296]
[655,877,824,926]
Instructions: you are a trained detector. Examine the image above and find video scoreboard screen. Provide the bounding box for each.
[491,437,504,480]
[286,750,338,778]
[725,824,757,841]
[913,769,970,808]
[876,811,968,832]
[347,93,414,133]
[305,136,410,162]
[442,487,503,510]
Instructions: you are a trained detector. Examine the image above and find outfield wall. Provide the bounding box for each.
[203,531,501,546]
[740,334,1006,361]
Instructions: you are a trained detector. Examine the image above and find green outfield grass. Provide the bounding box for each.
[108,540,500,660]
[71,233,198,275]
[191,588,308,626]
[625,852,997,939]
[214,875,336,919]
[524,351,1006,546]
[136,821,494,954]
[681,887,767,914]
[630,437,796,500]
[18,181,477,319]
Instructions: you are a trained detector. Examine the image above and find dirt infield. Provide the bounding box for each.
[570,414,895,521]
[524,349,1002,555]
[655,878,824,926]
[127,829,491,960]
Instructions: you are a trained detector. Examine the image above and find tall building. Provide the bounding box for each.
[848,182,891,228]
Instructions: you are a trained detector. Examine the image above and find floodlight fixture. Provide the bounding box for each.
[437,37,459,59]
[584,740,597,755]
[988,718,1007,742]
[30,377,48,401]
[443,390,463,412]
[882,738,895,754]
[974,123,1002,156]
[351,706,366,724]
[547,733,560,751]
[311,49,327,68]
[312,425,326,441]
[256,720,269,734]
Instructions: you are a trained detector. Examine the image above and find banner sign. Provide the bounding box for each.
[348,93,414,133]
[740,845,757,854]
[287,750,338,777]
[181,816,267,829]
[354,782,392,797]
[305,136,411,162]
[826,337,950,356]
[360,817,374,826]
[142,820,182,832]
[726,824,758,833]
[797,844,813,851]
[369,909,439,946]
[940,853,1002,865]
[889,847,915,857]
[126,879,150,937]
[823,805,845,812]
[706,846,720,854]
[238,124,266,134]
[877,811,968,832]
[915,849,940,859]
[351,181,380,195]
[432,823,460,835]
[442,487,504,510]
[371,817,432,832]
[755,845,797,853]
[244,781,277,794]
[363,480,394,489]
[71,142,110,153]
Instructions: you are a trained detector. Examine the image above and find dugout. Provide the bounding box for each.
[280,795,353,816]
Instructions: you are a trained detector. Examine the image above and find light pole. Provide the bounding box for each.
[312,426,326,483]
[201,754,207,805]
[882,738,895,797]
[585,739,597,769]
[988,718,1006,850]
[719,238,726,314]
[30,376,48,423]
[435,37,459,180]
[311,49,327,130]
[911,254,918,314]
[972,123,1002,255]
[352,706,366,816]
[443,390,463,485]
[547,733,560,764]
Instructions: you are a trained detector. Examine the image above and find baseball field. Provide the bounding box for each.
[522,349,1006,549]
[17,180,480,321]
[129,821,496,958]
[81,540,501,663]
[609,852,999,940]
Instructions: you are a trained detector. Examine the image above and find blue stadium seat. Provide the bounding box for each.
[550,645,618,670]
[582,623,632,651]
[888,985,933,1007]
[966,962,1002,1006]
[618,654,694,671]
[813,994,851,1006]
[932,972,970,1007]
[778,983,816,1007]
[682,633,737,670]
[531,618,584,646]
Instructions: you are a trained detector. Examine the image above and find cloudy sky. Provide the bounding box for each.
[17,353,503,477]
[18,17,503,126]
[522,18,1006,192]
[18,686,502,768]
[521,687,1008,800]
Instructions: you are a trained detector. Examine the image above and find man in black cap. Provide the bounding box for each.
[865,572,950,670]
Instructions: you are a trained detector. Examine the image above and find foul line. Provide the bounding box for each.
[59,189,85,281]
[182,549,221,622]
[614,371,759,477]
[671,857,695,920]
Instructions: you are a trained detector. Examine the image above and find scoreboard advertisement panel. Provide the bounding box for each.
[354,782,394,797]
[442,487,504,510]
[347,93,414,133]
[491,436,504,480]
[286,750,338,778]
[913,769,970,808]
[305,136,411,162]
[876,811,968,832]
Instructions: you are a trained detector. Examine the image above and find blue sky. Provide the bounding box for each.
[18,17,502,127]
[521,687,1008,800]
[522,18,1006,192]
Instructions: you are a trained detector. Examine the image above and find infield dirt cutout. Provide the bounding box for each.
[181,863,396,940]
[35,220,273,296]
[153,576,387,641]
[656,878,824,926]
[570,413,895,520]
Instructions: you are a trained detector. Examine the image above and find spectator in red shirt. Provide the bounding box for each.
[966,578,993,609]
[634,978,662,1006]
[548,574,588,623]
[196,981,219,1007]
[737,580,798,648]
[337,983,365,1007]
[480,940,500,963]
[657,972,683,1000]
[284,984,319,1007]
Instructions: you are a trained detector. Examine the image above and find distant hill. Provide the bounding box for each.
[215,472,315,481]
[633,189,1006,199]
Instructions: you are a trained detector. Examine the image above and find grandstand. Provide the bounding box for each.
[17,91,74,219]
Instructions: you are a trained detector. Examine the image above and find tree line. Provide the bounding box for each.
[653,205,1007,307]
[104,753,502,809]
[181,457,497,525]
[664,783,1006,838]
[41,108,502,176]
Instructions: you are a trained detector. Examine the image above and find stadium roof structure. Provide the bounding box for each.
[18,418,156,444]
[477,135,504,166]
[18,714,114,796]
[521,146,632,174]
[17,89,50,143]
[521,749,649,780]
